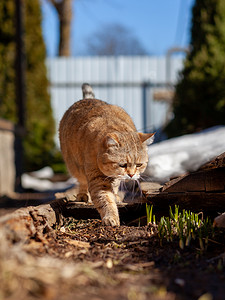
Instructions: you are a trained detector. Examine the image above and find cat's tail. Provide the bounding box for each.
[82,83,95,99]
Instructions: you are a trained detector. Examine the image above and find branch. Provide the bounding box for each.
[47,0,62,14]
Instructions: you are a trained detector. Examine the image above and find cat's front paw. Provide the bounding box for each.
[76,193,89,203]
[102,215,120,227]
[115,193,124,203]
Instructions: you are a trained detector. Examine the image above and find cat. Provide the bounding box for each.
[59,83,155,226]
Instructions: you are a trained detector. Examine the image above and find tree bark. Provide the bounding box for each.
[48,0,72,56]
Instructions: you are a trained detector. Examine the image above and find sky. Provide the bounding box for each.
[41,0,195,57]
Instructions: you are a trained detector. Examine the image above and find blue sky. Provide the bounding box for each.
[41,0,195,57]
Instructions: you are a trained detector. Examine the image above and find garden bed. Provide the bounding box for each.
[0,206,225,300]
[0,152,225,300]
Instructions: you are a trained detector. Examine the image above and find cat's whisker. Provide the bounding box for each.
[120,180,127,192]
[139,173,148,178]
[136,179,143,197]
[128,179,137,202]
[139,174,151,182]
[132,180,136,195]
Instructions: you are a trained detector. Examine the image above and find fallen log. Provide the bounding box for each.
[0,199,65,243]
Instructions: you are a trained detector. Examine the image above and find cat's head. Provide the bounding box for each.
[97,132,155,180]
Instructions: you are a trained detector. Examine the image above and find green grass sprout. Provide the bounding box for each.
[146,204,214,250]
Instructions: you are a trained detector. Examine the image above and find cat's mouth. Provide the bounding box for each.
[117,174,140,181]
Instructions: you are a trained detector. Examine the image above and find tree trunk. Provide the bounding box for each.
[49,0,72,56]
[58,0,72,56]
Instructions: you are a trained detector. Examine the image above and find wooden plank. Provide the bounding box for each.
[153,90,174,102]
[147,192,225,213]
[162,172,206,192]
[205,168,225,191]
[161,167,225,193]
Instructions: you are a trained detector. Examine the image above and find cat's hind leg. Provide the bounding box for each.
[68,165,90,202]
[77,180,90,203]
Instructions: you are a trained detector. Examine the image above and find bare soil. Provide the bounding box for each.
[1,211,225,300]
[2,154,225,299]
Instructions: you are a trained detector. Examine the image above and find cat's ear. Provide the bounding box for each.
[138,132,155,145]
[104,133,119,148]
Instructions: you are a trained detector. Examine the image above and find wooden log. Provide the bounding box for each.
[0,199,65,243]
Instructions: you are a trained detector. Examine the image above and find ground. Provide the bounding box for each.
[1,213,225,300]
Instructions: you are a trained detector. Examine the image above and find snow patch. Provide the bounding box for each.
[145,126,225,182]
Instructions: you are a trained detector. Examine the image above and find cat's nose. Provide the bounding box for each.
[128,173,134,178]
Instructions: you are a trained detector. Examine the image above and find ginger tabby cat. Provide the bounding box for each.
[59,84,155,226]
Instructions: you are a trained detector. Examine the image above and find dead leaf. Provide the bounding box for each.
[64,239,91,248]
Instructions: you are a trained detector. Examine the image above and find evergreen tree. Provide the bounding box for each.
[24,0,56,170]
[0,0,56,171]
[166,0,225,137]
[0,2,16,122]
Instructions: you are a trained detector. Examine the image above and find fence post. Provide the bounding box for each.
[15,0,26,191]
[142,82,150,133]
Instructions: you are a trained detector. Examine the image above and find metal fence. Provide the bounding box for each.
[46,56,184,144]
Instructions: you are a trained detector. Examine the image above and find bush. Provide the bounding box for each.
[0,0,57,172]
[166,0,225,137]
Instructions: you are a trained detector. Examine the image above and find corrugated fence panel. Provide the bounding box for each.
[46,56,184,145]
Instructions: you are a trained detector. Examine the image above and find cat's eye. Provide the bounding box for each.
[136,163,143,167]
[119,163,127,168]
